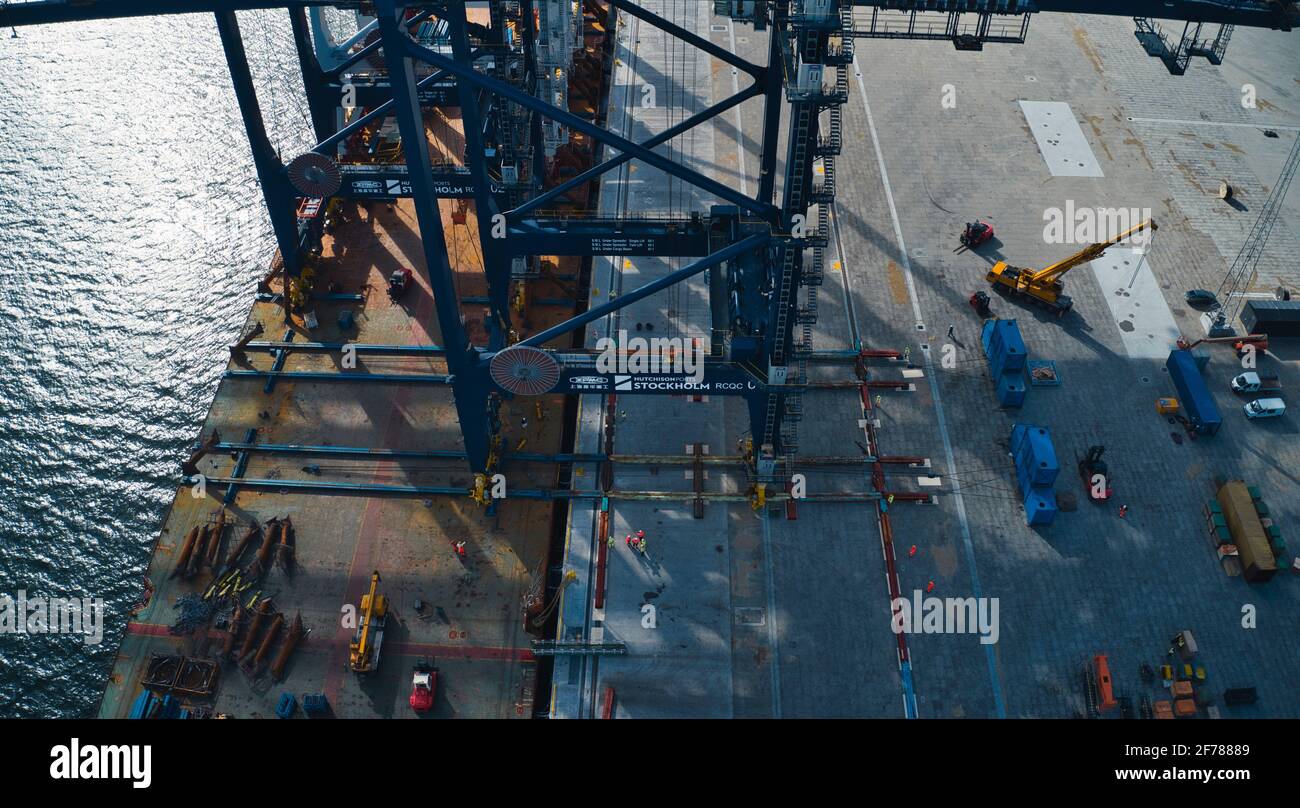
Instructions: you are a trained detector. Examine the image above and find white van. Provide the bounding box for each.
[1243,398,1286,419]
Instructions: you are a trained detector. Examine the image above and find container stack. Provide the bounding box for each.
[1011,424,1059,526]
[1207,482,1285,582]
[982,319,1028,407]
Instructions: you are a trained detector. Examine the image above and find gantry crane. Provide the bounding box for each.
[986,219,1157,317]
[8,0,1297,478]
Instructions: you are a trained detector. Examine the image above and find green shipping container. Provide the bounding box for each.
[1218,482,1277,582]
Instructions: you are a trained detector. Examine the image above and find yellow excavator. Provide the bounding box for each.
[349,571,387,675]
[986,218,1157,317]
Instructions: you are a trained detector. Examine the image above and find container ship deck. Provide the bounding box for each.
[97,6,615,720]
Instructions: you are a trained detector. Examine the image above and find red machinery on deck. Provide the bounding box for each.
[409,662,438,713]
[958,220,995,251]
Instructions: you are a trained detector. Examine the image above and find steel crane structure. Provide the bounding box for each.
[1211,128,1300,334]
[6,0,1298,487]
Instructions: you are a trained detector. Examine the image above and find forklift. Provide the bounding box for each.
[957,220,995,252]
[1078,445,1112,503]
[409,660,438,713]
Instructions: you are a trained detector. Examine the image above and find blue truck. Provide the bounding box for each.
[1167,349,1222,435]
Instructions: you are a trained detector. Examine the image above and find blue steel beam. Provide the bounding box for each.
[335,79,458,109]
[7,1,1295,29]
[5,1,336,26]
[520,0,548,195]
[372,1,472,371]
[215,11,302,298]
[289,6,335,143]
[374,0,494,474]
[757,26,785,206]
[262,330,294,392]
[222,428,259,506]
[308,7,376,72]
[226,370,455,384]
[214,441,606,463]
[448,3,512,349]
[400,37,780,220]
[504,216,712,256]
[322,8,435,79]
[314,58,473,155]
[507,82,765,220]
[192,475,606,499]
[192,475,881,501]
[607,0,766,77]
[238,341,446,355]
[515,232,770,349]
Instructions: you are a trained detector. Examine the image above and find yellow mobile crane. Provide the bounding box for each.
[986,218,1157,317]
[349,571,388,675]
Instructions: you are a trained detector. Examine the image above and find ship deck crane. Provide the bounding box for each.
[986,219,1157,317]
[349,571,387,675]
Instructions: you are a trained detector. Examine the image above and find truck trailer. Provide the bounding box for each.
[1166,350,1222,436]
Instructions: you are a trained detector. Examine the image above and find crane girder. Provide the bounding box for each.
[6,1,1297,30]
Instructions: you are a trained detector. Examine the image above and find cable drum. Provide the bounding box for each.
[489,346,561,396]
[287,152,343,197]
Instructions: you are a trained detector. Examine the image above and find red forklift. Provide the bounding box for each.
[409,661,438,713]
[1078,445,1113,503]
[957,220,995,252]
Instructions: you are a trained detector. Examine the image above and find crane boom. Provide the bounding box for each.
[1033,219,1158,283]
[985,218,1157,317]
[349,570,387,674]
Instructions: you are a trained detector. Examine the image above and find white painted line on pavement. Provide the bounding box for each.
[852,54,1007,718]
[1128,115,1300,132]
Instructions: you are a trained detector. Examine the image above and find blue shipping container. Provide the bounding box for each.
[1024,486,1058,526]
[997,371,1026,408]
[1166,349,1222,435]
[1022,431,1059,487]
[1010,424,1029,456]
[994,321,1028,372]
[1011,424,1059,488]
[991,344,1027,378]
